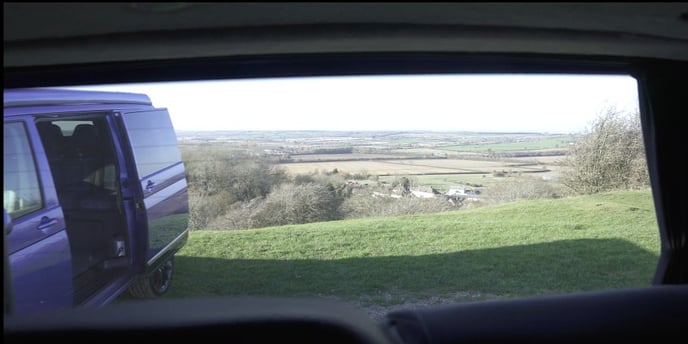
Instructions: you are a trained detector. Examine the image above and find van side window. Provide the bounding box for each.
[3,122,42,219]
[122,110,182,179]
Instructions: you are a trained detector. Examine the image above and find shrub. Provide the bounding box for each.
[251,183,344,228]
[182,146,288,227]
[204,198,262,230]
[341,191,455,219]
[481,176,566,204]
[561,107,649,194]
[188,190,235,230]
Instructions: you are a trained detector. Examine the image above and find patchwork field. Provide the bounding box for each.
[508,155,567,165]
[280,158,549,176]
[288,153,408,162]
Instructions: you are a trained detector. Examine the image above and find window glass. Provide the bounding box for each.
[52,120,93,136]
[69,74,658,319]
[3,122,42,219]
[122,110,182,179]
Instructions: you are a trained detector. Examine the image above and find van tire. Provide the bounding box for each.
[127,257,174,298]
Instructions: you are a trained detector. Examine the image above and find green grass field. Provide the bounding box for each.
[439,137,572,152]
[163,190,659,310]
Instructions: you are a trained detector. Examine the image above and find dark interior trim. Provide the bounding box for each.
[4,52,639,88]
[635,60,688,284]
[5,22,688,68]
[385,285,688,344]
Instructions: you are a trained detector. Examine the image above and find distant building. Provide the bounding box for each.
[410,190,435,198]
[445,186,480,200]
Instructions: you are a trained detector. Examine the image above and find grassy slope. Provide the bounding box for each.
[167,190,660,307]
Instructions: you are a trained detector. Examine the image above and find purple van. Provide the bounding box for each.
[3,88,189,316]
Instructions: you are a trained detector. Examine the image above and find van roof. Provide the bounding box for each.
[4,88,152,108]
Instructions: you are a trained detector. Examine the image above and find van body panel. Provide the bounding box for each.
[4,88,189,316]
[4,103,156,118]
[146,184,189,264]
[118,109,189,266]
[79,274,133,308]
[3,88,152,108]
[4,115,73,316]
[9,230,72,316]
[7,206,67,255]
[6,117,65,254]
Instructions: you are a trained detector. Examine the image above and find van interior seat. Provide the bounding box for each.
[58,124,107,205]
[71,124,101,157]
[36,121,67,159]
[36,122,119,276]
[36,122,64,145]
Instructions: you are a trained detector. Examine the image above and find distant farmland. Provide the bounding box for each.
[287,153,409,162]
[280,157,549,176]
[508,155,567,165]
[437,137,574,152]
[178,130,571,179]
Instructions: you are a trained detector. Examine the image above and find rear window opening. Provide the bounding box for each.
[48,73,658,318]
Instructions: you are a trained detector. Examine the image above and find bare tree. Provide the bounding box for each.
[182,146,287,229]
[251,183,344,228]
[562,107,649,194]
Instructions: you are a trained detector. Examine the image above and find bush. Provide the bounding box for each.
[341,191,455,218]
[188,190,235,230]
[204,199,262,230]
[228,159,288,202]
[182,146,288,228]
[481,176,566,204]
[390,176,418,195]
[183,146,287,202]
[562,108,649,194]
[293,173,316,185]
[251,183,345,228]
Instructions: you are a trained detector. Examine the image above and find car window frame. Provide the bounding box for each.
[4,53,687,286]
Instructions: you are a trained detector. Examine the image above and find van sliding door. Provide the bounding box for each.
[118,110,189,268]
[5,120,72,315]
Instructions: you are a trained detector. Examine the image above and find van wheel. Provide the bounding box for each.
[127,257,174,298]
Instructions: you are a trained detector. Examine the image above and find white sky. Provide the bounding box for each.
[66,74,639,133]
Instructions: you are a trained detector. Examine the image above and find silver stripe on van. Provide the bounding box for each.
[143,178,187,210]
[147,228,189,266]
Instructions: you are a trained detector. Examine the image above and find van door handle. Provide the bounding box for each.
[37,216,58,231]
[146,180,155,192]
